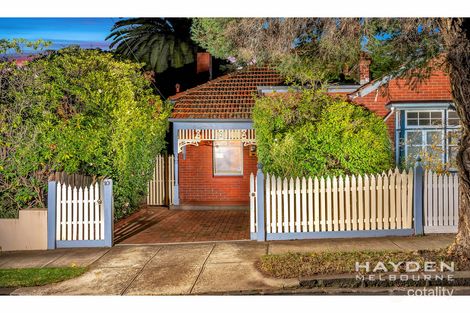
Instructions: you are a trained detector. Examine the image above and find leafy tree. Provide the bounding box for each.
[107,18,197,73]
[254,88,393,178]
[0,47,170,219]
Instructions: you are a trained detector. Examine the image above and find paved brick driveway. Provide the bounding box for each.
[114,206,250,244]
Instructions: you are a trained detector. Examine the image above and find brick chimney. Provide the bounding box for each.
[359,52,371,85]
[196,52,212,80]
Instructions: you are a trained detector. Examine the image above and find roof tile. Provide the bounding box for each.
[170,66,284,119]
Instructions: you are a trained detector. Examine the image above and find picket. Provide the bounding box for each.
[307,177,314,232]
[266,174,271,233]
[289,178,295,232]
[314,177,320,232]
[333,176,339,231]
[277,177,283,233]
[295,177,301,232]
[301,177,308,232]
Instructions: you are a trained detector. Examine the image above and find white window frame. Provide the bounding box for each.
[399,108,461,169]
[405,109,445,128]
[213,140,244,176]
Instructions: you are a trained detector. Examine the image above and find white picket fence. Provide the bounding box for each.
[55,181,104,241]
[250,169,415,235]
[147,154,175,206]
[424,171,459,233]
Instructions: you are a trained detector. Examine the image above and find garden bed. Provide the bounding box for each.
[258,249,470,279]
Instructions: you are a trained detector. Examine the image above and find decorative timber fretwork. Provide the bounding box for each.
[177,129,256,153]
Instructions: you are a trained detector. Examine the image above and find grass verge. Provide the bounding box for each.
[258,249,470,279]
[0,267,87,288]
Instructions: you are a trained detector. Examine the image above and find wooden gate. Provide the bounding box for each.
[424,171,459,234]
[47,173,114,249]
[147,154,175,206]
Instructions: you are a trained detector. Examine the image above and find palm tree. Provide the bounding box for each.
[106,18,196,73]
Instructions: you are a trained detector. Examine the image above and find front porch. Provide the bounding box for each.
[171,120,257,207]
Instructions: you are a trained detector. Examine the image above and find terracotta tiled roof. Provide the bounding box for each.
[169,66,284,119]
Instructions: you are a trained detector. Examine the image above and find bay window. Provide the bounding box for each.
[395,104,461,171]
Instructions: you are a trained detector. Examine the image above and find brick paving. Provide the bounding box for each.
[114,206,250,244]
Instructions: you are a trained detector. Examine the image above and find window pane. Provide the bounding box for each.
[448,111,460,126]
[406,146,422,164]
[406,131,422,145]
[418,112,431,119]
[420,119,430,126]
[213,140,243,175]
[407,119,418,126]
[447,130,460,146]
[407,112,418,119]
[426,131,443,145]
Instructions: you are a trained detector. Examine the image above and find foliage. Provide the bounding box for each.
[191,18,236,60]
[107,18,197,74]
[0,38,50,55]
[190,18,444,84]
[0,267,87,288]
[0,47,170,219]
[253,88,393,177]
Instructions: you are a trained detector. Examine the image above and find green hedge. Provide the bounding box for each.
[0,47,170,219]
[253,88,393,178]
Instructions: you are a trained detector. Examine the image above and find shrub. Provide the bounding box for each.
[253,88,393,178]
[0,47,170,219]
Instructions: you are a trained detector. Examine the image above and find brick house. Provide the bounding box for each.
[168,57,458,209]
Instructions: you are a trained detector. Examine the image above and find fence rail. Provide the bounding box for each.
[424,170,459,233]
[147,154,175,206]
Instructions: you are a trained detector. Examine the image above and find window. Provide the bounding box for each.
[213,140,243,176]
[397,108,461,171]
[406,111,443,127]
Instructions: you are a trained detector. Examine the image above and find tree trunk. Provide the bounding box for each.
[440,18,470,259]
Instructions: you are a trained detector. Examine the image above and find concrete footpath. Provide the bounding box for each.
[0,234,455,295]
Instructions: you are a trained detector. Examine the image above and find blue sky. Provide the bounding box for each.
[0,18,121,53]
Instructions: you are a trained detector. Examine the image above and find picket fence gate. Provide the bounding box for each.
[147,154,175,206]
[47,177,114,249]
[424,171,459,233]
[250,164,461,240]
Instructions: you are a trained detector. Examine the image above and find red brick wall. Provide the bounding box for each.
[178,141,258,206]
[350,70,452,146]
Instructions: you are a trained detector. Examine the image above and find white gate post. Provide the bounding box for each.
[256,163,266,241]
[103,179,114,247]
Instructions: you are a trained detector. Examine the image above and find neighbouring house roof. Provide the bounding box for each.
[169,66,284,119]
